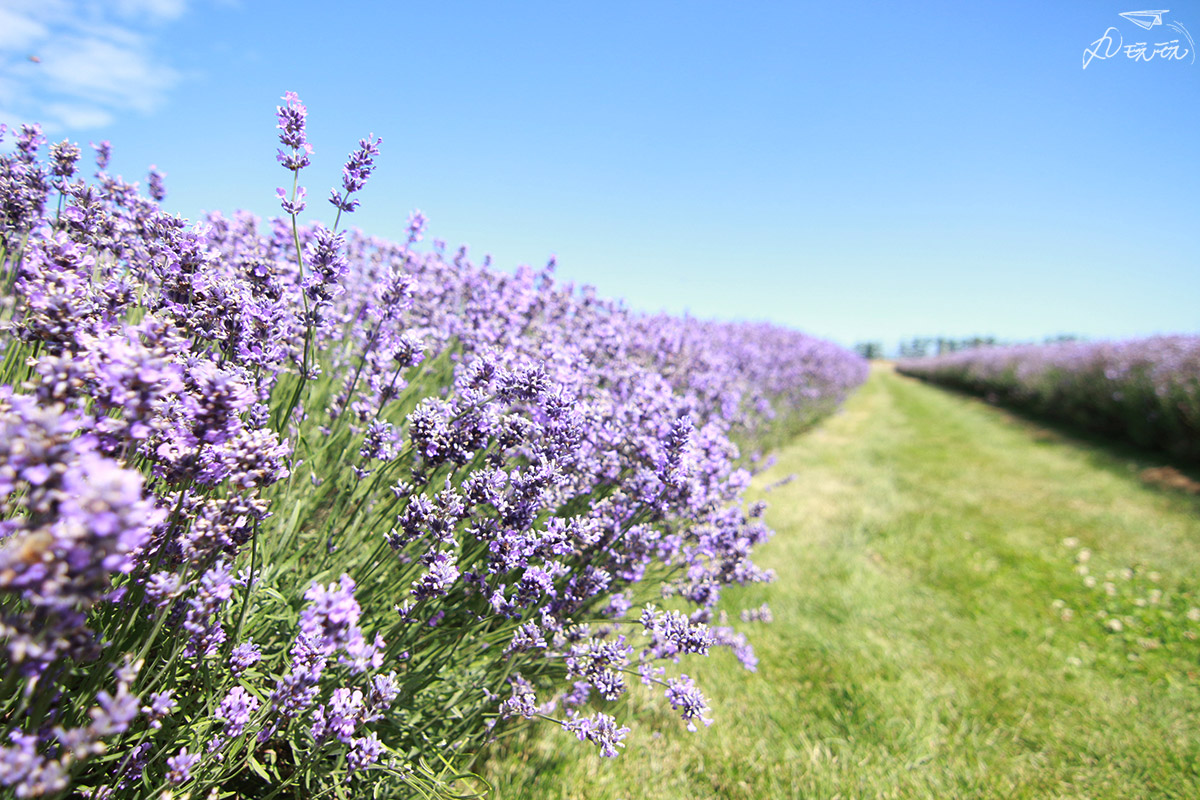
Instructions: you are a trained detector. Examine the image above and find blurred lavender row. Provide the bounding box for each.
[896,338,1200,459]
[0,95,865,798]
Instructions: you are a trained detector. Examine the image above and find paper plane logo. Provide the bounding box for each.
[1082,9,1194,67]
[1118,10,1170,30]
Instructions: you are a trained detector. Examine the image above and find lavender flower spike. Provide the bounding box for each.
[276,91,313,171]
[562,712,631,758]
[329,134,382,214]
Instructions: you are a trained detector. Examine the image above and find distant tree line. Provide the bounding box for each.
[852,334,1081,360]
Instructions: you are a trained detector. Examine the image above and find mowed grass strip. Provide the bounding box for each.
[482,365,1200,799]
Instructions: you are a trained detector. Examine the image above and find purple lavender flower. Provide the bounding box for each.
[230,642,262,676]
[112,740,153,790]
[15,123,42,162]
[50,140,82,182]
[411,551,460,600]
[340,629,386,675]
[661,414,693,489]
[364,672,401,721]
[360,420,398,462]
[710,626,758,672]
[147,165,166,202]
[264,654,324,734]
[276,91,312,171]
[91,140,111,172]
[0,732,68,796]
[505,621,548,653]
[664,675,712,731]
[497,363,550,402]
[182,561,236,658]
[564,635,631,701]
[740,603,773,623]
[216,685,259,740]
[347,732,384,775]
[498,674,538,720]
[88,686,140,736]
[260,576,380,742]
[166,748,201,785]
[329,134,382,214]
[299,574,362,653]
[561,712,630,758]
[145,572,184,606]
[640,606,713,660]
[406,210,426,243]
[13,232,99,352]
[277,185,307,215]
[0,395,163,678]
[310,687,364,744]
[302,226,349,311]
[561,680,592,708]
[143,690,176,728]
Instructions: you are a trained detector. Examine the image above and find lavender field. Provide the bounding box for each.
[0,98,868,797]
[2,5,1199,794]
[896,338,1200,461]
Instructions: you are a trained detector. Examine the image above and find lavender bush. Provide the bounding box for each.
[896,338,1200,459]
[0,96,867,798]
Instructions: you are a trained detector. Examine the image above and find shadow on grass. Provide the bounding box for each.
[894,372,1200,509]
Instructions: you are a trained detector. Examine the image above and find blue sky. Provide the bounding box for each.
[1,0,1197,347]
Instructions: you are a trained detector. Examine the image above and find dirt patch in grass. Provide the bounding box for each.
[1141,466,1200,495]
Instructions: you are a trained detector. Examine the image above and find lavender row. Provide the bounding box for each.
[0,95,866,798]
[896,338,1200,459]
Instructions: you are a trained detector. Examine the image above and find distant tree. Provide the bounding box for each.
[898,337,934,358]
[901,335,1009,357]
[901,335,1086,358]
[854,341,884,360]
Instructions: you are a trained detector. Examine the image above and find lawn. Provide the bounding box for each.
[481,364,1200,799]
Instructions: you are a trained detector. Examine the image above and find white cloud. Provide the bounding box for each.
[42,102,116,129]
[113,0,189,20]
[0,8,47,51]
[40,35,178,113]
[0,0,190,132]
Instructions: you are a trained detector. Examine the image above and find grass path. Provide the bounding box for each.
[482,366,1200,799]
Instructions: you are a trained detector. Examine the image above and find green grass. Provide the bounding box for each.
[481,365,1200,799]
